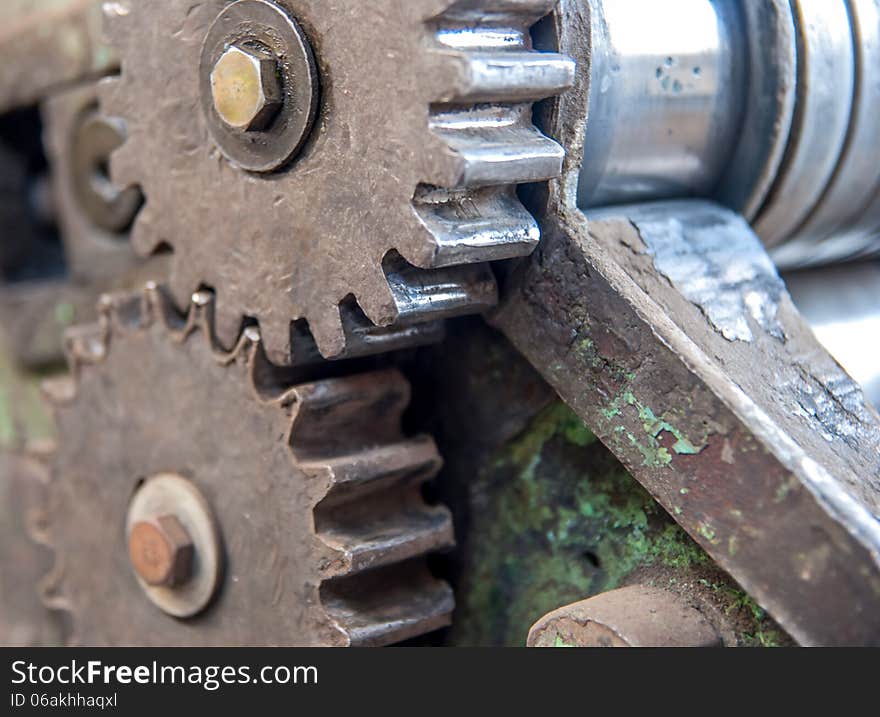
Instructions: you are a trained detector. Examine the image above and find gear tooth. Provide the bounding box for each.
[430,106,565,187]
[128,203,163,257]
[97,290,150,333]
[183,290,218,344]
[433,50,575,105]
[412,184,540,265]
[353,281,399,329]
[255,314,293,366]
[95,74,117,109]
[306,307,348,361]
[107,138,142,195]
[40,377,77,406]
[383,252,499,318]
[430,0,559,23]
[290,369,411,453]
[322,564,454,646]
[308,436,443,506]
[102,0,134,35]
[167,261,196,312]
[61,322,109,373]
[317,501,453,577]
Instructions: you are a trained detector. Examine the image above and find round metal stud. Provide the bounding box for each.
[199,0,319,173]
[125,473,222,618]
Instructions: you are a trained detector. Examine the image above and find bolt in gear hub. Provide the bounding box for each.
[200,0,318,171]
[100,0,574,362]
[41,285,454,646]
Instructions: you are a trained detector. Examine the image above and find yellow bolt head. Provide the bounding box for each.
[210,45,282,131]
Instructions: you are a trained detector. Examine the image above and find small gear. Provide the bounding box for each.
[100,0,574,362]
[41,285,454,645]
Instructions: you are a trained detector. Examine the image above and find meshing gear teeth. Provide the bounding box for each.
[40,285,454,646]
[100,0,574,363]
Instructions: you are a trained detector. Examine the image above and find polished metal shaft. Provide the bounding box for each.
[576,0,880,269]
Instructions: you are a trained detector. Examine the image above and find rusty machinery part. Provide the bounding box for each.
[42,83,143,284]
[40,284,454,646]
[527,586,721,648]
[493,0,880,646]
[99,0,575,363]
[574,0,880,268]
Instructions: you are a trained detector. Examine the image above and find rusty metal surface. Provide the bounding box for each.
[0,0,115,114]
[100,0,573,362]
[491,0,880,646]
[527,586,721,647]
[41,285,454,645]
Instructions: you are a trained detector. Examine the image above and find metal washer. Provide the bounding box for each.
[126,473,222,618]
[199,0,320,173]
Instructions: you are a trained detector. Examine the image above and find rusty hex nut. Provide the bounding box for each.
[210,45,282,131]
[128,515,194,588]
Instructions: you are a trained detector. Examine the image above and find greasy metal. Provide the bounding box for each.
[201,1,318,172]
[576,0,747,208]
[527,586,721,647]
[0,0,115,114]
[101,0,574,362]
[492,0,880,646]
[126,473,219,617]
[41,285,454,645]
[784,262,880,409]
[754,0,855,247]
[42,83,143,284]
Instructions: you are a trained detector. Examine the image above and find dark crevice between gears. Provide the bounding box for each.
[0,106,65,283]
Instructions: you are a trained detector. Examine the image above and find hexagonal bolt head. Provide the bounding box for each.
[210,45,283,132]
[128,515,195,588]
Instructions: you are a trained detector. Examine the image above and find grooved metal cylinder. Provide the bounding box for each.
[575,0,880,269]
[577,0,748,209]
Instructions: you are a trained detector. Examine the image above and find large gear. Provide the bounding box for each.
[40,284,454,645]
[100,0,574,362]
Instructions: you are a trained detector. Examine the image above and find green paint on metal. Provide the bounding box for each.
[600,388,705,467]
[450,400,789,647]
[554,635,577,647]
